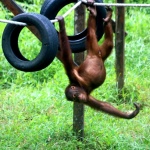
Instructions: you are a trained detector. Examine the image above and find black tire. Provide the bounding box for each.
[40,0,106,53]
[2,13,58,72]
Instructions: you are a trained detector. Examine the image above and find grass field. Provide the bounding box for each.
[0,1,150,149]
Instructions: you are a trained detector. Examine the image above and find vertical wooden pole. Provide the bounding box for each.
[73,3,85,140]
[115,0,125,96]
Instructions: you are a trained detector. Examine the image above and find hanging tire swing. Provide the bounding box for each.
[2,13,59,72]
[40,0,106,53]
[2,1,106,72]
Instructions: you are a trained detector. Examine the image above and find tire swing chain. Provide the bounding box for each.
[0,1,82,26]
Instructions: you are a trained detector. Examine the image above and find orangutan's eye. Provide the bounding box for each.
[71,86,75,89]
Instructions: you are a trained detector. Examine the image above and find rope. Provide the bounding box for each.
[51,1,82,23]
[1,0,150,26]
[0,1,82,25]
[82,0,150,7]
[0,19,27,26]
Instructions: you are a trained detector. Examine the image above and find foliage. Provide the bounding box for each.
[16,0,44,5]
[105,0,150,3]
[127,0,150,3]
[0,1,150,149]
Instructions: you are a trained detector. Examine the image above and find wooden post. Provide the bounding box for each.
[73,3,85,140]
[115,0,125,97]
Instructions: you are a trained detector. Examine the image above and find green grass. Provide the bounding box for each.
[0,1,150,150]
